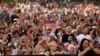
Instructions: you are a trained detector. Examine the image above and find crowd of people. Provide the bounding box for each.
[0,0,100,56]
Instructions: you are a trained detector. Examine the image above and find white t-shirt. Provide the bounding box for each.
[11,49,18,55]
[77,34,92,44]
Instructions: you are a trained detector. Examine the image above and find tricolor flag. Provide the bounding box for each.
[44,21,56,29]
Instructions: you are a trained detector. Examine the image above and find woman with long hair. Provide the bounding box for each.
[77,38,96,56]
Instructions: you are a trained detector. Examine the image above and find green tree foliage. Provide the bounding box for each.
[2,0,26,3]
[3,0,12,3]
[1,0,100,5]
[92,0,100,5]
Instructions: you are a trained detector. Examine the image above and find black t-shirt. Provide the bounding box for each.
[11,15,18,23]
[82,50,96,56]
[62,33,75,43]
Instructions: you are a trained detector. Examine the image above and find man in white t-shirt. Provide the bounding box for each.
[77,28,92,44]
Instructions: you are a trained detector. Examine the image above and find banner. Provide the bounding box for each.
[44,21,56,29]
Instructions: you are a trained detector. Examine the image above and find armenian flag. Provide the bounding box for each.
[44,21,56,29]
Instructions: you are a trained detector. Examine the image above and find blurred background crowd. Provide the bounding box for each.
[0,0,100,56]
